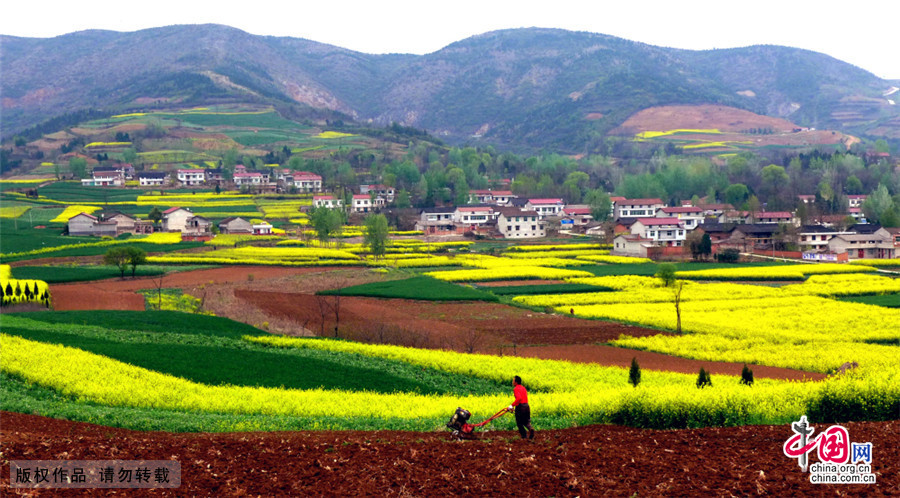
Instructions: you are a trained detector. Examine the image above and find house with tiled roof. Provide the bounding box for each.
[161,207,193,232]
[656,206,704,230]
[177,169,205,186]
[614,198,665,220]
[415,207,458,235]
[495,207,545,239]
[525,198,565,218]
[630,217,687,246]
[313,195,343,209]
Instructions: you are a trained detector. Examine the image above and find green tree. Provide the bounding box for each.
[696,368,712,389]
[123,148,138,165]
[103,247,130,278]
[628,357,641,387]
[861,184,894,224]
[655,263,677,287]
[147,206,163,228]
[309,206,344,245]
[364,213,390,259]
[69,157,88,179]
[723,183,749,207]
[740,364,754,387]
[761,165,789,209]
[584,189,611,221]
[125,246,147,277]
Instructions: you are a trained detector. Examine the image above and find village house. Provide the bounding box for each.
[233,171,265,186]
[611,234,654,258]
[177,169,205,186]
[561,206,593,227]
[218,217,253,234]
[360,184,395,203]
[288,171,323,192]
[614,198,665,220]
[495,207,545,239]
[798,225,841,252]
[656,206,704,230]
[797,194,816,204]
[67,213,117,237]
[827,227,897,259]
[99,211,153,235]
[161,207,193,232]
[204,168,225,184]
[453,205,495,228]
[730,224,780,250]
[847,195,868,208]
[468,189,516,206]
[525,198,565,218]
[312,195,343,209]
[81,167,125,187]
[252,222,274,235]
[137,171,167,187]
[351,195,380,213]
[414,207,458,235]
[630,218,688,247]
[183,215,212,237]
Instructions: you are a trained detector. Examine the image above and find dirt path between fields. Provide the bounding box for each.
[45,266,825,382]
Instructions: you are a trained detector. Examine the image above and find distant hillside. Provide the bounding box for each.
[2,25,898,151]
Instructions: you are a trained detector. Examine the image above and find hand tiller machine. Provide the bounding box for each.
[446,407,509,440]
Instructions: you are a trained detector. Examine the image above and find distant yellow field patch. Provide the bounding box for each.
[317,131,356,139]
[85,142,131,148]
[51,205,102,223]
[636,129,722,139]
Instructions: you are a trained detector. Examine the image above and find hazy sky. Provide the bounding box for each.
[2,0,898,80]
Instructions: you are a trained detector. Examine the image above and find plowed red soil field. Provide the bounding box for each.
[2,412,896,496]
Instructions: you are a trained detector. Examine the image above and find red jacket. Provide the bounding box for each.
[512,384,528,406]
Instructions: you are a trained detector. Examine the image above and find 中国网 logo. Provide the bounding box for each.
[782,415,876,484]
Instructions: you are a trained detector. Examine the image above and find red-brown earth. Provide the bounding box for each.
[2,412,896,496]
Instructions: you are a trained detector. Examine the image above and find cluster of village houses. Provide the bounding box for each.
[70,165,900,261]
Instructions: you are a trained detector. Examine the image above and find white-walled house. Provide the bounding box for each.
[161,207,193,232]
[352,195,374,213]
[177,169,205,186]
[630,217,687,246]
[496,208,545,239]
[290,172,323,192]
[137,172,167,186]
[525,198,565,218]
[81,167,125,187]
[453,206,495,227]
[615,198,665,219]
[313,195,343,209]
[233,172,264,186]
[657,206,704,230]
[415,207,457,235]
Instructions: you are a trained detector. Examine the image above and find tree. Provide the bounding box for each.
[628,357,641,387]
[862,184,894,224]
[655,263,677,287]
[125,246,147,278]
[584,189,611,222]
[309,206,344,245]
[740,364,754,387]
[104,247,130,278]
[723,183,749,207]
[696,367,712,388]
[364,213,390,259]
[69,157,88,179]
[699,233,712,260]
[147,206,163,228]
[673,281,685,333]
[686,230,704,261]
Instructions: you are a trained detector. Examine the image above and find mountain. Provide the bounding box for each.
[2,24,898,151]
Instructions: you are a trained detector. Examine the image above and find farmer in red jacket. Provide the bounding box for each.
[507,375,535,440]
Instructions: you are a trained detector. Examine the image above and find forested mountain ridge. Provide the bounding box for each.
[2,25,898,150]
